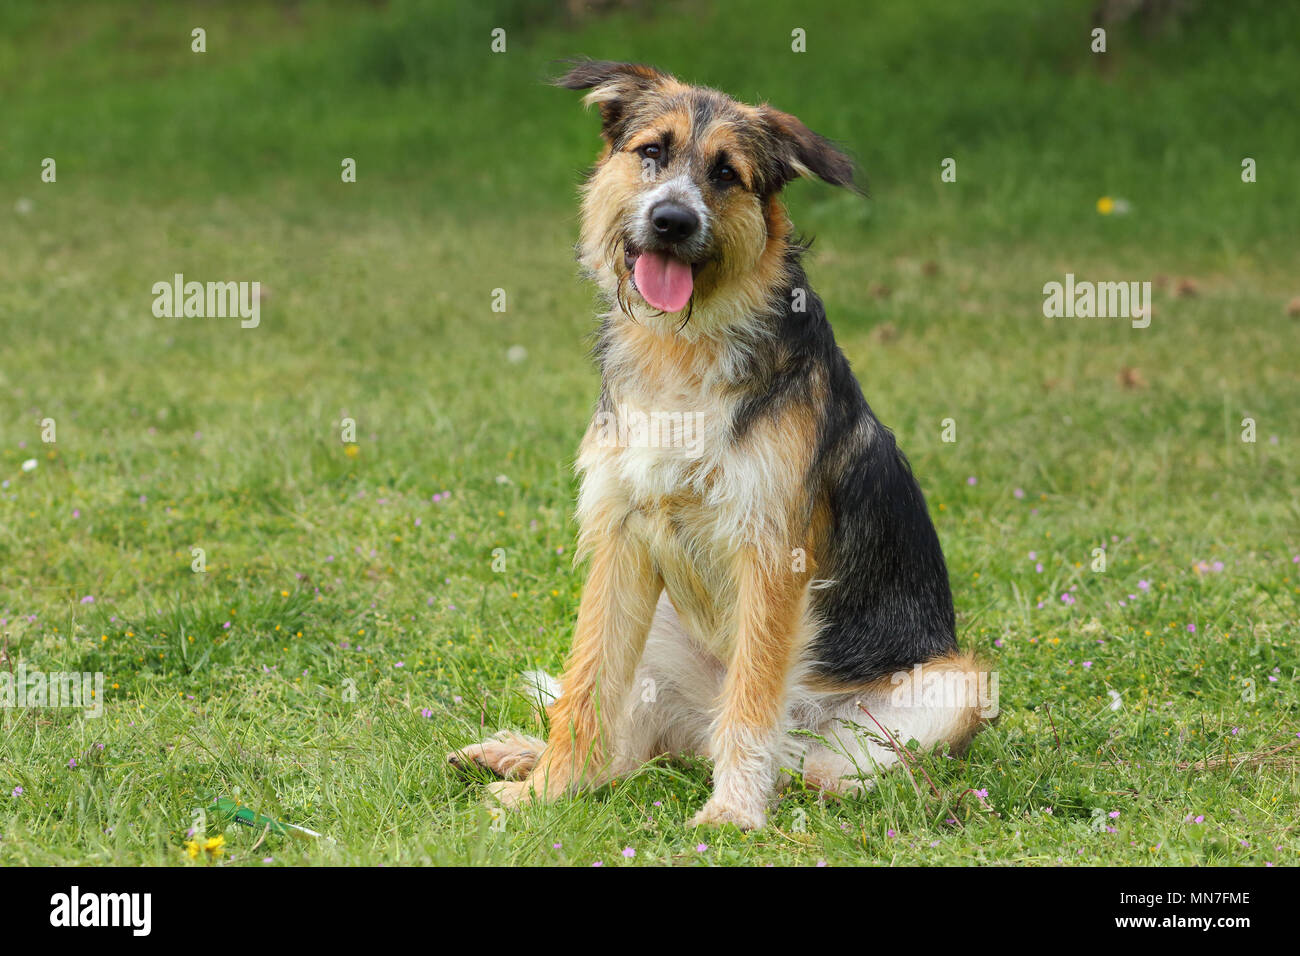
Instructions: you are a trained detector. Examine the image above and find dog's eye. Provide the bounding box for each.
[714,164,738,185]
[639,143,663,161]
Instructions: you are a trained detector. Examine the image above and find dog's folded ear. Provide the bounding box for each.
[759,106,860,193]
[552,58,674,142]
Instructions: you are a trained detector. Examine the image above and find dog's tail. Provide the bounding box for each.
[521,669,562,715]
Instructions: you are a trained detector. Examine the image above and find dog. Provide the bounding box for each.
[449,60,990,830]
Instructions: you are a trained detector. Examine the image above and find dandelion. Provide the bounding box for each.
[1096,196,1115,215]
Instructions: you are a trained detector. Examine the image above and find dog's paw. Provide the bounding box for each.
[485,779,534,810]
[447,730,545,780]
[689,796,766,831]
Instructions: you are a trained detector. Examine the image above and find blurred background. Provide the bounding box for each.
[3,0,1297,665]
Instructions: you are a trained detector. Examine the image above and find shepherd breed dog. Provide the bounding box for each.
[449,60,991,830]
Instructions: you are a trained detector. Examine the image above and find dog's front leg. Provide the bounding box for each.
[691,546,808,831]
[489,526,661,810]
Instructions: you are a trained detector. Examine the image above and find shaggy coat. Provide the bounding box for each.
[450,61,989,830]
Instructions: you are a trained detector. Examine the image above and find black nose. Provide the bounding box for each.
[650,202,699,243]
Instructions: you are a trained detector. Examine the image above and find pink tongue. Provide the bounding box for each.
[634,251,694,313]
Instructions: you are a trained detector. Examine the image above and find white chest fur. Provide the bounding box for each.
[575,327,803,651]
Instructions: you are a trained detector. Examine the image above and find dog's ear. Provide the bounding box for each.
[759,106,859,192]
[553,59,673,143]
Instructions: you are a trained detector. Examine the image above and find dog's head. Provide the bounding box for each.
[555,60,856,323]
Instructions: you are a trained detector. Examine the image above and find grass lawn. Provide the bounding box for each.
[1,0,1297,866]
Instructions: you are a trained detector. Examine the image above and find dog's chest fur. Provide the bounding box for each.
[576,320,794,649]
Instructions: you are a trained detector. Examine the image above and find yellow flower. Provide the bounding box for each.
[344,444,360,458]
[1097,196,1115,215]
[185,840,200,859]
[204,835,226,856]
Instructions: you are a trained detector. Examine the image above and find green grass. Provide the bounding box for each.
[1,0,1297,866]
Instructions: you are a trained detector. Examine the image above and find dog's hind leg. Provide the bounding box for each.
[450,594,721,784]
[801,650,990,795]
[447,729,548,780]
[446,672,558,779]
[608,592,722,774]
